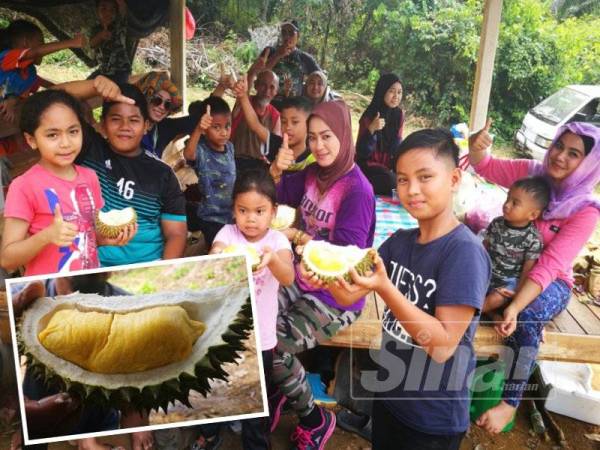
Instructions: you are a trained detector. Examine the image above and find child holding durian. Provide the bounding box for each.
[53,76,188,266]
[210,168,294,449]
[0,88,136,276]
[327,129,491,449]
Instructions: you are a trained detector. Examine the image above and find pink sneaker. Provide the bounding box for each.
[291,407,336,450]
[269,390,287,432]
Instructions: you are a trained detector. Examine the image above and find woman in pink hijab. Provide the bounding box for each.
[269,100,375,448]
[469,120,600,433]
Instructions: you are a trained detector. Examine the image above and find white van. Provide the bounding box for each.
[514,85,600,161]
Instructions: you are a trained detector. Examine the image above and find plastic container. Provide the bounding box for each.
[469,359,515,432]
[538,361,600,425]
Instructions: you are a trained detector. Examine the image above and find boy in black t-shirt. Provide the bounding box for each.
[317,129,491,450]
[58,77,187,266]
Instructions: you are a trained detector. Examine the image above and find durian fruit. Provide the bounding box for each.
[271,205,296,231]
[302,240,377,283]
[19,285,252,413]
[95,207,137,238]
[222,245,261,271]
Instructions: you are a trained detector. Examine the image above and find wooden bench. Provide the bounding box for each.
[323,291,600,364]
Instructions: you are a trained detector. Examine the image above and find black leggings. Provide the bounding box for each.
[357,162,395,196]
[372,402,465,450]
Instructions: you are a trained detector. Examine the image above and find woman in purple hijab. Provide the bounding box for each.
[468,120,600,434]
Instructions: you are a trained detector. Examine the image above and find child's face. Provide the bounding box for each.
[233,191,276,242]
[205,113,232,150]
[306,76,325,101]
[22,31,44,65]
[503,187,541,226]
[101,103,147,155]
[384,82,403,109]
[24,103,82,171]
[281,107,308,149]
[97,0,117,27]
[395,148,460,222]
[308,116,340,168]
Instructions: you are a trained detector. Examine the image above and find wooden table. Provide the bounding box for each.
[323,291,600,364]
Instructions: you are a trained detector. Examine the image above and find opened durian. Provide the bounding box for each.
[19,286,251,412]
[95,207,137,238]
[271,205,296,231]
[302,240,377,283]
[222,245,261,271]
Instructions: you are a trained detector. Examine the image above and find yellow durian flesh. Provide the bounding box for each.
[306,246,345,273]
[38,306,205,374]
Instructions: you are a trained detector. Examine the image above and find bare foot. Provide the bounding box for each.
[76,437,125,450]
[131,430,154,450]
[475,400,516,433]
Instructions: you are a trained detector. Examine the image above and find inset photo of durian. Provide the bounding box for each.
[5,255,265,447]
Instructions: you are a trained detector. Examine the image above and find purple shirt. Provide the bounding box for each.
[277,164,376,311]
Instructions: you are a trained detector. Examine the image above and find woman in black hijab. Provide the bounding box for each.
[356,73,404,195]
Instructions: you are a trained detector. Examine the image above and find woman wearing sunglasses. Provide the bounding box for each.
[135,71,200,158]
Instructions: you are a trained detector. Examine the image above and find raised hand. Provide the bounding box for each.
[469,118,493,153]
[93,75,135,104]
[283,73,293,97]
[217,63,234,90]
[198,104,213,132]
[45,205,78,247]
[368,112,386,134]
[250,48,269,74]
[232,77,249,98]
[72,32,87,48]
[276,43,293,59]
[273,133,295,173]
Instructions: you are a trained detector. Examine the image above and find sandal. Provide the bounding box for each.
[336,408,372,442]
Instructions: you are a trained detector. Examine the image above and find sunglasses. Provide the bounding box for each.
[149,95,174,111]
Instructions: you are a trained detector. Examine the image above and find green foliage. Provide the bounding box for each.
[554,15,600,86]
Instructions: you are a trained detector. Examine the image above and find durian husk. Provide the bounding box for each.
[95,207,138,239]
[301,241,377,284]
[18,285,252,413]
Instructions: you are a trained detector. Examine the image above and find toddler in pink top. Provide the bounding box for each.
[468,119,600,434]
[211,169,294,449]
[1,90,136,276]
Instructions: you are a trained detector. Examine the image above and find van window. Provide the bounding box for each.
[530,87,588,125]
[570,99,599,123]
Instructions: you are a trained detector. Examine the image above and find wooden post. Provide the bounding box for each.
[170,0,186,112]
[469,0,502,133]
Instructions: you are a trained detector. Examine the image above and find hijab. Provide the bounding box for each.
[529,122,600,220]
[309,100,355,193]
[304,71,330,104]
[362,73,404,152]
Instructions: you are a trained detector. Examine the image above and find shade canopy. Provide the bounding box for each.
[0,0,170,66]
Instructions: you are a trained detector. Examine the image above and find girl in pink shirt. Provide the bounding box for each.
[468,120,600,433]
[1,89,136,276]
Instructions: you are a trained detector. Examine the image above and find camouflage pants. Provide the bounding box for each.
[272,283,361,417]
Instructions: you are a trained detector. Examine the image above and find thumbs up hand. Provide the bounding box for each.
[274,133,295,173]
[469,118,493,154]
[368,112,386,134]
[45,205,78,247]
[198,104,213,133]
